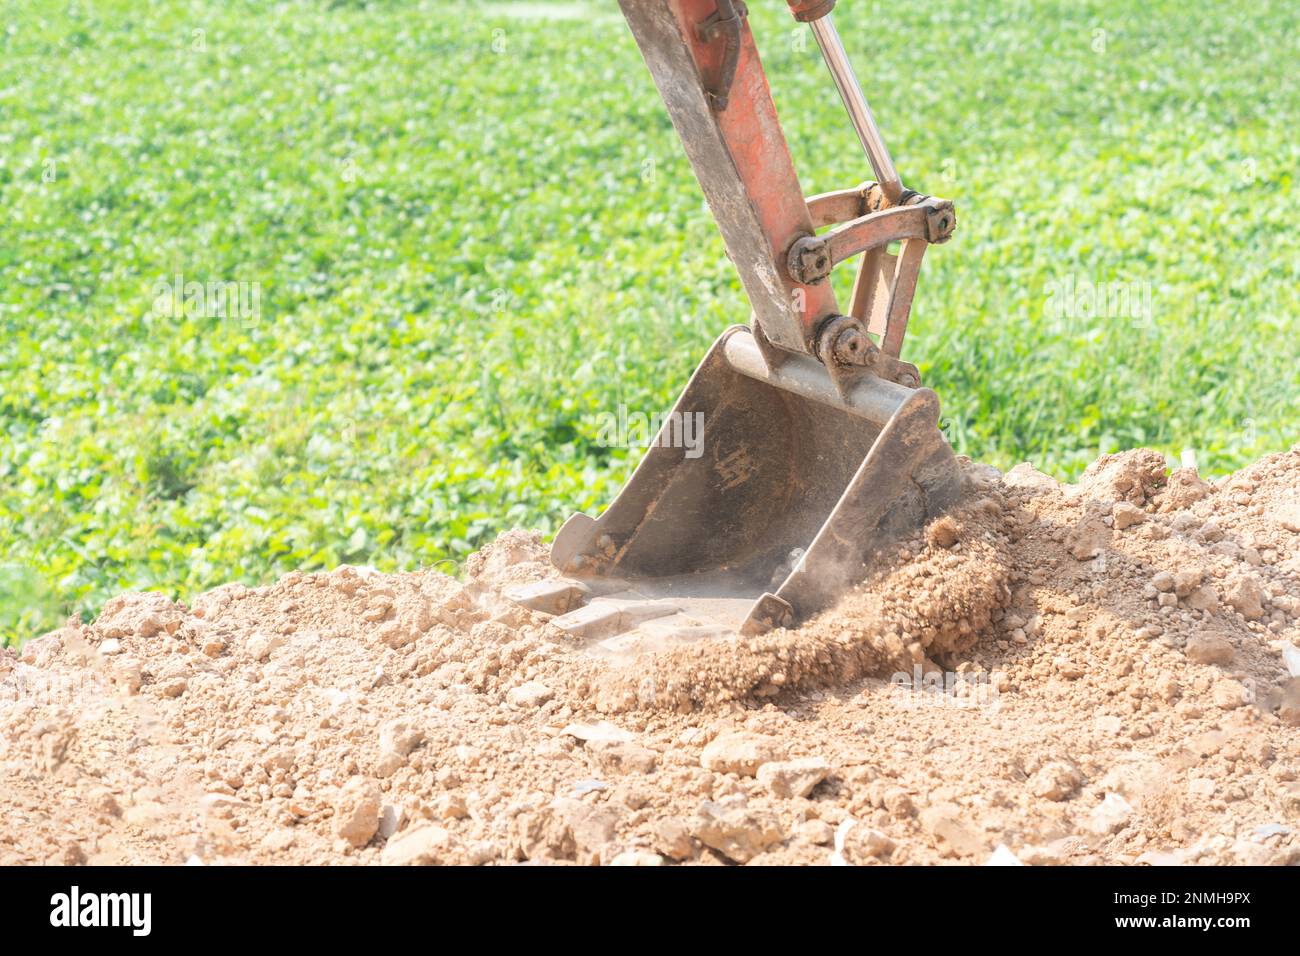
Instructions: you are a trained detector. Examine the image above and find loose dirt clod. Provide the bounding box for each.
[3,447,1300,865]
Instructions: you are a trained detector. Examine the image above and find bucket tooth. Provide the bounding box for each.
[502,579,592,615]
[549,598,681,641]
[740,593,794,635]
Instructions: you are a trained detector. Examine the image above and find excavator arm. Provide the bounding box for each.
[530,1,966,645]
[617,0,954,391]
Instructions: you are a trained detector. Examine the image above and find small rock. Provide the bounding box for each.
[113,658,143,694]
[1094,715,1124,735]
[1087,793,1134,835]
[1112,502,1146,530]
[882,787,916,818]
[1154,673,1181,702]
[552,797,620,864]
[1196,519,1225,543]
[651,818,696,861]
[362,595,393,622]
[199,792,247,814]
[609,850,665,866]
[1185,585,1219,612]
[90,789,121,818]
[1029,762,1082,801]
[844,824,896,861]
[1159,469,1210,511]
[435,766,461,789]
[796,819,835,846]
[376,719,424,777]
[1173,570,1203,598]
[1212,680,1247,710]
[262,829,297,852]
[1066,515,1108,560]
[247,631,286,661]
[590,740,658,775]
[692,802,784,864]
[1003,462,1058,493]
[756,757,831,798]
[378,804,406,839]
[1152,571,1175,593]
[1253,823,1290,839]
[376,622,414,649]
[1276,678,1300,726]
[1054,657,1084,680]
[984,844,1024,866]
[98,638,123,656]
[1019,840,1070,865]
[509,807,576,862]
[1186,633,1234,666]
[506,680,553,708]
[465,841,499,867]
[1225,577,1265,621]
[927,516,960,549]
[920,802,984,857]
[379,718,424,758]
[333,777,381,848]
[61,842,86,866]
[155,676,188,698]
[560,721,635,745]
[700,731,786,777]
[1275,504,1300,534]
[381,823,450,865]
[288,786,315,818]
[432,793,469,821]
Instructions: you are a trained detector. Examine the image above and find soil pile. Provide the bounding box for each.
[3,446,1299,865]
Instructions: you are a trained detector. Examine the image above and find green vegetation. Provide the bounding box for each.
[1,0,1297,644]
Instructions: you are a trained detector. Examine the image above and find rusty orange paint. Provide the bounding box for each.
[667,0,838,345]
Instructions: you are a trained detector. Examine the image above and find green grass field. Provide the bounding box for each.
[2,0,1297,645]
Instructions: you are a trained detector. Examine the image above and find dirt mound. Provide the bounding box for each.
[3,448,1300,866]
[590,462,1015,713]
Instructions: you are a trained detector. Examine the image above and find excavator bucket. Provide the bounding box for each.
[517,0,963,650]
[545,325,962,647]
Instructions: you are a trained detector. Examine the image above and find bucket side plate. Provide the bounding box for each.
[549,326,962,640]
